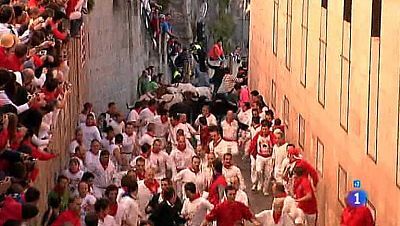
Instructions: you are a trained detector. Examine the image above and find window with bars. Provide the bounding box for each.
[273,0,279,56]
[283,96,290,127]
[316,138,324,177]
[271,80,277,109]
[338,165,348,207]
[366,0,382,163]
[285,0,293,69]
[300,0,309,87]
[318,0,328,107]
[340,0,352,132]
[298,114,305,148]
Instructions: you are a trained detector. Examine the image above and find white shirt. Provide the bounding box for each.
[209,139,238,159]
[169,148,196,171]
[272,143,288,181]
[250,125,261,139]
[80,123,102,149]
[222,165,246,190]
[221,119,239,141]
[194,113,218,126]
[181,197,214,226]
[237,109,252,127]
[168,123,188,147]
[127,109,140,122]
[139,108,156,135]
[280,196,306,225]
[68,140,81,155]
[98,215,118,226]
[148,151,175,179]
[0,90,29,114]
[138,180,158,217]
[116,195,140,226]
[0,23,18,37]
[80,193,97,224]
[174,168,206,195]
[63,169,83,192]
[100,138,115,152]
[122,132,136,154]
[255,210,294,226]
[109,120,124,135]
[154,116,169,138]
[85,151,100,168]
[87,160,116,198]
[139,133,155,146]
[222,189,249,206]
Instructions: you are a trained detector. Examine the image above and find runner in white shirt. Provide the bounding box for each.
[139,123,157,146]
[148,139,176,180]
[100,127,115,152]
[87,150,117,198]
[182,182,214,226]
[255,198,294,226]
[173,156,206,198]
[272,182,306,225]
[130,144,152,172]
[180,113,197,137]
[127,102,141,123]
[201,152,216,190]
[116,176,141,226]
[69,127,84,156]
[138,168,161,218]
[95,198,119,226]
[208,125,238,158]
[169,114,188,148]
[170,135,196,173]
[122,122,137,154]
[194,105,218,126]
[221,110,239,141]
[272,130,288,183]
[139,99,158,135]
[85,140,102,169]
[78,181,97,225]
[222,153,245,190]
[63,158,84,193]
[223,175,249,206]
[80,114,102,149]
[237,102,252,127]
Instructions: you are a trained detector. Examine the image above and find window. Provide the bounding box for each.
[285,0,293,69]
[300,0,309,87]
[318,0,328,107]
[298,114,305,148]
[271,80,277,109]
[316,138,324,177]
[397,78,400,188]
[366,0,382,163]
[366,200,377,223]
[273,0,279,55]
[283,96,290,126]
[338,165,348,207]
[340,0,352,131]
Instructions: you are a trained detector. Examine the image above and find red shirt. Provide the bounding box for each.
[51,210,81,226]
[208,174,227,206]
[66,0,79,16]
[206,200,254,226]
[109,203,118,217]
[293,176,318,214]
[5,54,22,71]
[208,44,224,60]
[341,206,374,226]
[295,159,319,187]
[0,196,23,225]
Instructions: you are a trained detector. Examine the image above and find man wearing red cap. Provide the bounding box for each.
[283,146,319,195]
[247,119,276,195]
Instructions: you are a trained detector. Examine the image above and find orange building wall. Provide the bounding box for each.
[248,0,400,225]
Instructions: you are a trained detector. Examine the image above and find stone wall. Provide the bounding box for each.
[86,0,157,113]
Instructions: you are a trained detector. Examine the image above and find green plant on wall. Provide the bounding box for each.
[209,0,235,52]
[87,0,95,13]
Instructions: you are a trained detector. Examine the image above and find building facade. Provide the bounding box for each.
[248,0,400,225]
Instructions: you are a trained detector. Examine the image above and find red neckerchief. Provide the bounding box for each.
[101,161,108,170]
[109,203,118,216]
[149,107,156,114]
[146,132,155,137]
[213,138,223,148]
[189,193,201,202]
[273,212,282,224]
[275,193,287,198]
[189,166,199,174]
[137,171,145,180]
[144,179,159,194]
